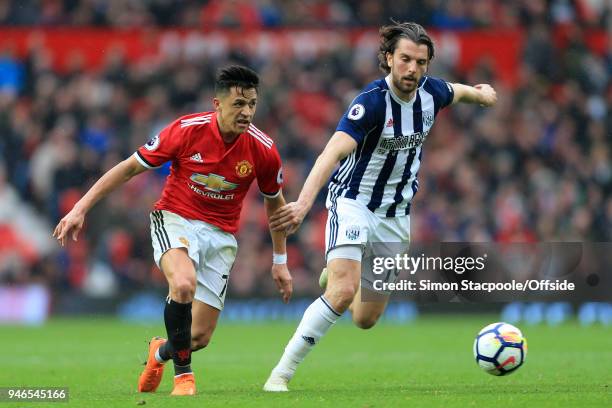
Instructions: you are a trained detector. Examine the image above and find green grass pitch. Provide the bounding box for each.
[4,315,610,407]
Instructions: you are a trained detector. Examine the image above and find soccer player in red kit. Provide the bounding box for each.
[53,65,293,396]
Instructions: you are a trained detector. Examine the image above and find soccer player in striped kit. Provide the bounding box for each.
[264,21,497,391]
[53,65,293,396]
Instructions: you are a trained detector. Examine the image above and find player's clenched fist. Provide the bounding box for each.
[269,201,308,234]
[474,84,497,107]
[52,207,85,247]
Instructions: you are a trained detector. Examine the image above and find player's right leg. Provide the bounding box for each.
[323,257,362,312]
[139,210,199,395]
[264,254,361,392]
[160,248,197,395]
[138,247,196,393]
[265,196,368,391]
[142,286,223,395]
[170,297,221,396]
[137,336,168,393]
[167,300,220,396]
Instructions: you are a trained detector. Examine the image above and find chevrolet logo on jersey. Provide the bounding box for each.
[190,173,238,192]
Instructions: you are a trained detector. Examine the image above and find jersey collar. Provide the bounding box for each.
[211,112,244,151]
[384,75,420,106]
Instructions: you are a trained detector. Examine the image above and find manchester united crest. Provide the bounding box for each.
[235,160,253,178]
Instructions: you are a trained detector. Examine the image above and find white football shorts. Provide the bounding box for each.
[325,195,410,290]
[150,209,237,310]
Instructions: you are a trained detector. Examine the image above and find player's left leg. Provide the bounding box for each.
[350,286,390,329]
[347,212,410,330]
[190,300,221,352]
[322,272,390,329]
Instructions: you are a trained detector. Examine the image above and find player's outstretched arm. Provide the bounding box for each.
[52,155,148,246]
[269,131,357,234]
[450,83,497,107]
[264,192,293,303]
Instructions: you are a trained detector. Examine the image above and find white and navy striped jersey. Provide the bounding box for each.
[328,75,454,217]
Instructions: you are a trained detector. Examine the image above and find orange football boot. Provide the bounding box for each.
[137,337,167,392]
[170,373,196,396]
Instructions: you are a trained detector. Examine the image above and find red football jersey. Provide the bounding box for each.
[134,112,283,234]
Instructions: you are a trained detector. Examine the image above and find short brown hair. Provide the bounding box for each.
[215,65,259,95]
[378,21,435,74]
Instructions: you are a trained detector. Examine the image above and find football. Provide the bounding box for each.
[473,322,527,376]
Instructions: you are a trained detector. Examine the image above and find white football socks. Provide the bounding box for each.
[272,296,342,380]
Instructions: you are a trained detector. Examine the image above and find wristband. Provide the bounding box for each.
[272,253,287,264]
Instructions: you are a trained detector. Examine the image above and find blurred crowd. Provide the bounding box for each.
[0,0,610,298]
[0,0,609,29]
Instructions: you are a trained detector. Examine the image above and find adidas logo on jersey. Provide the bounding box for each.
[190,153,203,163]
[386,118,394,128]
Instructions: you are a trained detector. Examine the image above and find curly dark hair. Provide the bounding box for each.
[215,65,260,95]
[378,21,435,74]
